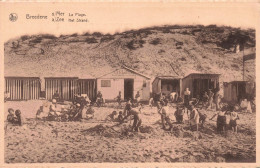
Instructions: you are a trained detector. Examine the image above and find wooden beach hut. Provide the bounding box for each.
[96,66,151,101]
[45,77,78,101]
[152,76,182,96]
[223,81,255,103]
[77,79,97,101]
[4,77,41,101]
[181,73,220,98]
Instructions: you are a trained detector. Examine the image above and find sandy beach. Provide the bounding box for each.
[4,100,256,163]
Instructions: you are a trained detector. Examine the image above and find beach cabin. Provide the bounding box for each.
[223,81,255,103]
[4,77,41,101]
[152,76,181,96]
[181,73,220,98]
[77,79,97,101]
[45,77,78,101]
[96,66,151,101]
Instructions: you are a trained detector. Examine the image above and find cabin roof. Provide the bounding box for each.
[97,65,151,79]
[44,77,78,79]
[182,73,221,80]
[5,76,40,79]
[155,76,181,80]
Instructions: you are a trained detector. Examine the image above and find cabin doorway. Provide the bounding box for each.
[124,79,134,100]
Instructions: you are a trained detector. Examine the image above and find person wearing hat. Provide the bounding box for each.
[7,108,15,124]
[158,101,173,130]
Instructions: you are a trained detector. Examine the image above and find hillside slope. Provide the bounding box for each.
[4,25,256,83]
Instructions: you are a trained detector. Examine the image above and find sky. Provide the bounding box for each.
[0,2,258,42]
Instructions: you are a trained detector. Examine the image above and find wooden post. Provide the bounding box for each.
[243,49,245,81]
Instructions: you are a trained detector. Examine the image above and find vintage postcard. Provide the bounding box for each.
[0,1,259,167]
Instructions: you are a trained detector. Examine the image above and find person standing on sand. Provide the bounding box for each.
[174,106,184,123]
[116,91,122,107]
[123,99,132,116]
[202,91,209,109]
[208,89,214,110]
[135,91,141,106]
[190,105,200,131]
[184,88,191,109]
[213,89,221,111]
[229,106,239,133]
[158,101,173,130]
[210,106,227,134]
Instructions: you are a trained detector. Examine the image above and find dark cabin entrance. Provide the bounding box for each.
[124,79,134,100]
[237,82,246,101]
[193,79,216,98]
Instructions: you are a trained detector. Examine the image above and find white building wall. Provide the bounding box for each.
[97,68,151,101]
[97,78,124,100]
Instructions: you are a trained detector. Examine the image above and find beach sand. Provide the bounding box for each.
[4,100,256,163]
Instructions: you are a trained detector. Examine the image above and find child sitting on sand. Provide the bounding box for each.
[106,111,117,122]
[86,104,95,119]
[7,108,15,124]
[14,109,23,126]
[117,111,124,123]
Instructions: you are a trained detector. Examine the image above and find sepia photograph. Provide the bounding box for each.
[0,1,258,166]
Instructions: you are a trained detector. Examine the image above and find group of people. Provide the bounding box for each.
[183,88,221,111]
[6,87,241,135]
[210,106,240,133]
[156,100,206,132]
[104,100,142,132]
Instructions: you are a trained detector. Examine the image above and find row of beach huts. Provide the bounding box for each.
[4,66,255,104]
